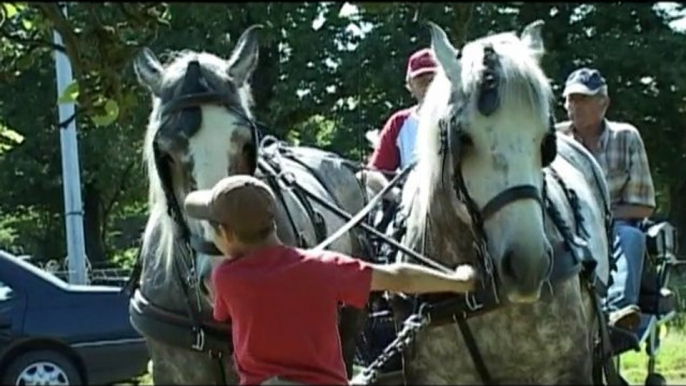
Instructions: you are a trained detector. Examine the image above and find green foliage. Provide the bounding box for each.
[0,215,20,250]
[0,122,24,154]
[57,80,79,103]
[111,247,139,270]
[1,2,686,264]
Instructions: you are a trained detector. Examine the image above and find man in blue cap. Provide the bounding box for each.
[556,67,656,336]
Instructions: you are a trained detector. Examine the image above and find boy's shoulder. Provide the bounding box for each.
[303,250,370,273]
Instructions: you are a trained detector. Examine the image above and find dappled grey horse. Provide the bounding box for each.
[126,25,373,384]
[382,21,620,384]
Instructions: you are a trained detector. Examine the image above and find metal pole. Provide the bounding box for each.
[53,3,88,285]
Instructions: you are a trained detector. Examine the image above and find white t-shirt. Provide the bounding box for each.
[395,110,419,170]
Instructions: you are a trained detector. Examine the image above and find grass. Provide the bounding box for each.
[617,327,686,385]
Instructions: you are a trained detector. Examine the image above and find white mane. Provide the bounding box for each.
[140,50,255,273]
[413,31,554,231]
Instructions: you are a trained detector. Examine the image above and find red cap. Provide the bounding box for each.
[406,48,438,82]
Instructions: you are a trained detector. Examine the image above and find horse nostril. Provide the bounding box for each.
[502,250,517,281]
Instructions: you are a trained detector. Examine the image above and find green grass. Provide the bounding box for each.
[618,327,686,385]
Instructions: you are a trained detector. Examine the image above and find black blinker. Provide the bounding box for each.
[477,44,500,117]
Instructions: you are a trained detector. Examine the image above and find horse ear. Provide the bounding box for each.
[427,21,461,86]
[133,47,164,96]
[227,24,263,86]
[520,20,545,62]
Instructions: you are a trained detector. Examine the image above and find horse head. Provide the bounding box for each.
[416,21,556,303]
[134,25,263,300]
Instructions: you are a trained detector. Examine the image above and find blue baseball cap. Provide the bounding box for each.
[563,67,608,97]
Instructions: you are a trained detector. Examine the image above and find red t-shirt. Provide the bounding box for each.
[367,107,414,172]
[211,245,373,385]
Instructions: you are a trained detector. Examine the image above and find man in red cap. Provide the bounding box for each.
[368,48,438,175]
[359,48,438,232]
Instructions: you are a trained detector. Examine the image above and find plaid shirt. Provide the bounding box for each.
[556,119,656,209]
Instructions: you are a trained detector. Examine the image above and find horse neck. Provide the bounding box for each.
[140,212,201,312]
[423,184,479,268]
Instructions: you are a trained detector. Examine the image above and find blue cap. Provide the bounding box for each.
[563,67,607,97]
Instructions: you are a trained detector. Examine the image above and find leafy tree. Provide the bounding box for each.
[2,1,686,265]
[0,2,164,261]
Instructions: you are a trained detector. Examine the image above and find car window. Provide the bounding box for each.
[0,280,13,302]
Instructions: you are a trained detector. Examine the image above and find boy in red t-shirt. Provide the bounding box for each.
[184,175,476,386]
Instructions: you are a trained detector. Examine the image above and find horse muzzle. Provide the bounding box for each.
[498,240,553,303]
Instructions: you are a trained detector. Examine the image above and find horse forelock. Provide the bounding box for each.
[463,32,553,124]
[414,31,554,246]
[141,49,256,276]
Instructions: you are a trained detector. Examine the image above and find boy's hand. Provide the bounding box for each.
[452,264,477,292]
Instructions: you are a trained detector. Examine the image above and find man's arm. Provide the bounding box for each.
[612,204,654,220]
[614,128,656,221]
[356,169,402,202]
[370,262,476,294]
[367,112,404,174]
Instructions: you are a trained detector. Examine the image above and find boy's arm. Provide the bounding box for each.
[370,262,476,294]
[210,264,231,322]
[321,253,476,310]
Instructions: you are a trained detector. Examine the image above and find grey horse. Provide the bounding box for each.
[130,25,372,384]
[384,21,616,384]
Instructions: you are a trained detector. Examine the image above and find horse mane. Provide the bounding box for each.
[413,31,554,233]
[140,49,255,273]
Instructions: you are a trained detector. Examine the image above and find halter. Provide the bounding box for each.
[154,59,261,259]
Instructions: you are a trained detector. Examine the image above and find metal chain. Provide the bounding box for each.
[350,308,431,385]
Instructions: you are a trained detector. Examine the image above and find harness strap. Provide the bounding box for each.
[171,247,210,351]
[591,287,624,386]
[456,318,494,385]
[122,245,143,296]
[129,290,232,355]
[263,172,309,248]
[290,183,328,244]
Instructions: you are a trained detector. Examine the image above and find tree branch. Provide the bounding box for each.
[33,3,84,80]
[454,3,475,46]
[0,27,66,53]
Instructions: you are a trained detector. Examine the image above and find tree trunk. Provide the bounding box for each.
[668,181,686,254]
[83,182,106,264]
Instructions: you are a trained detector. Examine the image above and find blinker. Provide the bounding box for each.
[477,45,500,117]
[176,59,204,139]
[183,60,203,93]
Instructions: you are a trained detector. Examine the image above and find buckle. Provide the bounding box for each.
[191,328,205,351]
[208,349,223,359]
[279,171,296,188]
[465,292,483,312]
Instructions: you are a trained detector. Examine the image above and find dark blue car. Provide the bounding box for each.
[0,250,150,385]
